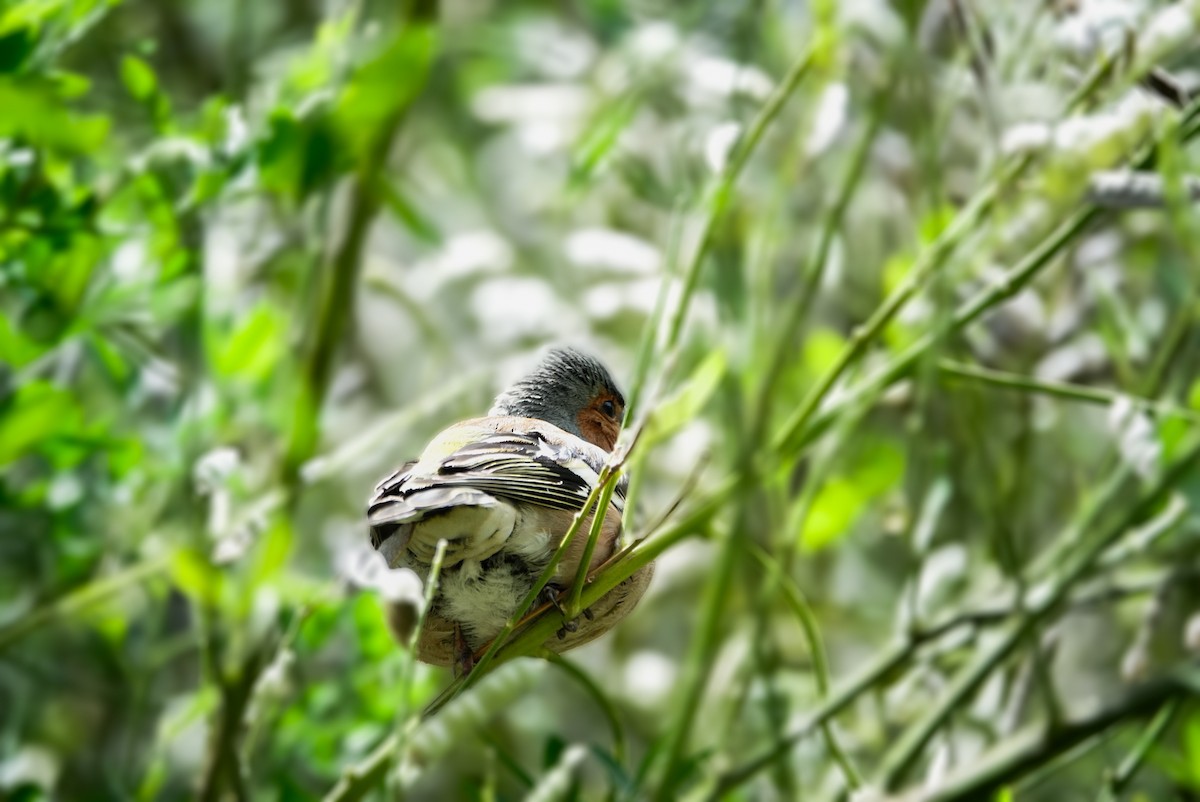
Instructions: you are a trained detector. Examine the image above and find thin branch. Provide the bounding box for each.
[789,90,1200,455]
[706,639,914,800]
[651,505,744,802]
[748,544,863,791]
[937,360,1200,423]
[876,435,1200,790]
[1087,170,1200,208]
[0,556,170,653]
[773,150,1036,455]
[708,477,1200,797]
[904,663,1196,802]
[198,641,271,802]
[659,43,818,356]
[284,24,432,477]
[1097,697,1183,801]
[545,653,628,767]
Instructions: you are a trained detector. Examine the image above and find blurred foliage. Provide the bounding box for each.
[3,0,1200,800]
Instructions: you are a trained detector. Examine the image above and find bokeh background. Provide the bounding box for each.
[3,0,1200,799]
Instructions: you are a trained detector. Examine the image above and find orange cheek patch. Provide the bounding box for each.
[577,409,618,451]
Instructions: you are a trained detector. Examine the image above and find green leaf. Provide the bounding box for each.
[1160,413,1191,463]
[251,517,293,586]
[284,7,358,95]
[334,25,436,165]
[0,25,35,73]
[918,204,955,244]
[0,76,108,152]
[210,302,287,383]
[803,328,844,377]
[170,548,222,607]
[641,349,726,445]
[257,106,342,201]
[569,93,638,187]
[351,592,396,661]
[0,313,47,368]
[0,381,82,466]
[856,440,905,496]
[120,54,157,101]
[800,439,905,551]
[378,177,441,244]
[800,478,861,551]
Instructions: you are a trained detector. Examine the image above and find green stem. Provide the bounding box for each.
[755,79,891,433]
[0,556,170,653]
[706,639,913,800]
[1097,697,1182,801]
[660,44,818,356]
[774,152,1034,455]
[566,474,621,619]
[937,360,1200,423]
[545,653,628,767]
[877,435,1200,790]
[748,544,863,791]
[651,508,741,802]
[704,563,1189,798]
[914,669,1194,802]
[797,206,1102,451]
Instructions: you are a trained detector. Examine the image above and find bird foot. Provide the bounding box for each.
[453,623,476,678]
[538,585,583,639]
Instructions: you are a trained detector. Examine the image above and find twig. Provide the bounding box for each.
[706,639,914,800]
[545,653,628,767]
[566,461,626,619]
[876,435,1200,790]
[1096,697,1182,801]
[324,662,545,802]
[937,360,1200,423]
[198,640,271,802]
[707,478,1200,797]
[479,476,742,676]
[772,149,1036,455]
[284,23,432,476]
[748,544,863,791]
[659,42,818,356]
[784,85,1200,455]
[754,80,890,436]
[388,538,448,794]
[903,663,1196,802]
[796,204,1102,452]
[640,46,831,793]
[0,556,170,653]
[650,502,745,802]
[1087,170,1200,208]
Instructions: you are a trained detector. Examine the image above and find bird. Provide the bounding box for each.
[367,347,653,671]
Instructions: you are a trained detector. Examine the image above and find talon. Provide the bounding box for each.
[582,608,594,621]
[540,584,582,638]
[539,584,566,612]
[453,623,476,677]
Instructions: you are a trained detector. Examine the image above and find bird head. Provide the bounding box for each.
[489,348,625,451]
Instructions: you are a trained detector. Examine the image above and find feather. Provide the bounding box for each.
[371,428,626,519]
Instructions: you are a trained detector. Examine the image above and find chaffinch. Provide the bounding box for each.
[368,348,652,670]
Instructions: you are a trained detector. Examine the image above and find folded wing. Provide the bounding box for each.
[368,425,626,568]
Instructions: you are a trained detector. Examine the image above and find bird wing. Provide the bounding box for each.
[373,427,626,515]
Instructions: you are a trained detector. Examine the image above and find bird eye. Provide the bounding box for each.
[600,399,617,419]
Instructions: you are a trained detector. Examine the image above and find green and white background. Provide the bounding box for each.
[3,0,1200,799]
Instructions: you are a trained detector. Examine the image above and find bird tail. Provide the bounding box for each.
[367,486,501,553]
